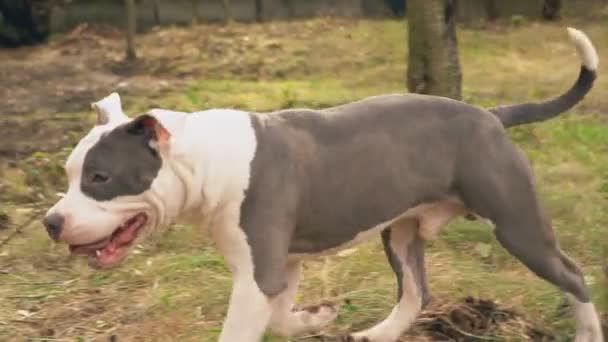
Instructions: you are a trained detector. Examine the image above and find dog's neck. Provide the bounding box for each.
[157,108,258,228]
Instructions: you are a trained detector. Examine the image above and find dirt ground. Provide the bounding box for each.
[0,24,179,161]
[0,19,338,160]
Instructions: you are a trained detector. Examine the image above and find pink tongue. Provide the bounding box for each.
[100,224,140,257]
[114,224,139,245]
[114,224,139,247]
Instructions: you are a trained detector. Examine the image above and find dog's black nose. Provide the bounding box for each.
[42,213,64,241]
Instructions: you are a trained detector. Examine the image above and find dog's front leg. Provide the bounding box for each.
[219,275,272,342]
[210,211,275,342]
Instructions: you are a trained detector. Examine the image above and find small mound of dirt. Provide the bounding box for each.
[0,211,9,230]
[405,297,555,341]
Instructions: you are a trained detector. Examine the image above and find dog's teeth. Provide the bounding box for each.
[96,250,101,256]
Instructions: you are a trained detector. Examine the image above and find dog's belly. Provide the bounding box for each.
[288,200,468,259]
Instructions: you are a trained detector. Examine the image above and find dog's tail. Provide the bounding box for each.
[490,27,598,128]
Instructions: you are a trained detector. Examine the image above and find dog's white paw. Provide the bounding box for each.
[297,302,339,329]
[574,327,604,342]
[271,302,339,337]
[571,299,604,342]
[341,336,367,342]
[341,333,373,342]
[343,328,400,342]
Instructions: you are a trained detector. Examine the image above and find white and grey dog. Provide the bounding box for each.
[44,28,603,341]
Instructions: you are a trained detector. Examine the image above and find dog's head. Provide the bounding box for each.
[43,93,188,268]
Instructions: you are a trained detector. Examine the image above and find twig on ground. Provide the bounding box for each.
[5,279,74,286]
[9,318,42,325]
[0,208,44,249]
[442,317,502,341]
[8,294,51,299]
[73,325,106,334]
[295,332,330,340]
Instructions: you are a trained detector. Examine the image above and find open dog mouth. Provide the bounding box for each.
[69,213,147,267]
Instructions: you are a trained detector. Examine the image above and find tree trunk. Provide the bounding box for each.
[221,0,233,23]
[152,0,161,25]
[255,0,263,22]
[0,0,52,47]
[407,0,462,100]
[281,0,295,18]
[541,0,561,21]
[484,0,498,20]
[125,0,137,61]
[191,0,200,24]
[384,0,406,17]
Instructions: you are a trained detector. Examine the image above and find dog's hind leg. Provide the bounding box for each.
[346,219,424,342]
[268,259,338,337]
[382,223,431,309]
[459,145,604,342]
[491,216,604,342]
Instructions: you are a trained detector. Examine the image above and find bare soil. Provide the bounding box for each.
[0,19,340,160]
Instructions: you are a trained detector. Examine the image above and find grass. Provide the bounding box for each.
[1,16,607,341]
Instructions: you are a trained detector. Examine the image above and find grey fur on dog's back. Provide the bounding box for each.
[239,37,598,297]
[240,94,512,295]
[239,32,598,265]
[244,94,501,254]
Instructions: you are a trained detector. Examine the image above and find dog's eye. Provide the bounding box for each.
[91,172,110,184]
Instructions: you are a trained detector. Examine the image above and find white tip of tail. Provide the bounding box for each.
[567,27,599,71]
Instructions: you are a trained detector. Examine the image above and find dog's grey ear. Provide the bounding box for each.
[145,109,187,138]
[125,114,173,155]
[126,113,172,145]
[91,92,128,125]
[126,110,187,152]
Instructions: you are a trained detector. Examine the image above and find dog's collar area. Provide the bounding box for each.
[69,213,147,267]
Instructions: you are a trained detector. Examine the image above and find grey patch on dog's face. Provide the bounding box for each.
[81,118,162,201]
